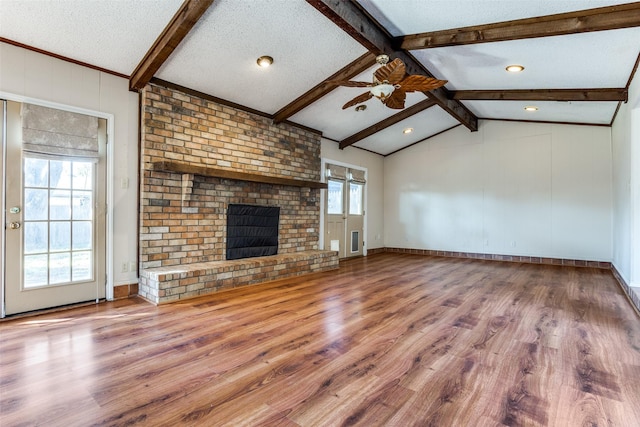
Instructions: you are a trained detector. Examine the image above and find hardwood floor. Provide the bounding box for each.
[1,253,639,427]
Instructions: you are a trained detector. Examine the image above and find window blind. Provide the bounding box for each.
[326,164,346,180]
[349,168,366,183]
[21,103,99,158]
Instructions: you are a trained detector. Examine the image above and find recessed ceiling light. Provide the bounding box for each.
[257,56,273,68]
[403,127,413,134]
[524,106,538,112]
[506,64,524,73]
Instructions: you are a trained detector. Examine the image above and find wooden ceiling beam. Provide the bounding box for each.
[399,3,640,50]
[339,98,437,149]
[129,0,214,91]
[305,0,478,132]
[273,52,377,124]
[452,88,628,102]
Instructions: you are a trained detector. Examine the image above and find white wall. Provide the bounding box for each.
[321,139,385,250]
[384,120,612,261]
[612,66,640,286]
[612,86,633,284]
[632,97,640,287]
[0,43,140,288]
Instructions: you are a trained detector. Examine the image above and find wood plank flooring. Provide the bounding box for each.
[1,253,639,426]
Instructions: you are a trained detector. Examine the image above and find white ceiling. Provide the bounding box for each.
[360,0,636,35]
[413,28,640,90]
[0,0,184,75]
[1,0,638,156]
[155,0,368,113]
[465,100,619,125]
[352,106,461,156]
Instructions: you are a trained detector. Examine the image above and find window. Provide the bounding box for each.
[23,157,94,287]
[327,179,344,215]
[349,182,363,215]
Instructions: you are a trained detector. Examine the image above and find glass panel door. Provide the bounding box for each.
[324,164,366,259]
[4,100,106,315]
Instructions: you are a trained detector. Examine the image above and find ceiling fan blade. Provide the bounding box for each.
[331,80,373,88]
[383,89,406,109]
[342,91,373,109]
[374,58,406,84]
[399,75,448,92]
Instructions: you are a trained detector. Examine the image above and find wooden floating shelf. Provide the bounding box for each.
[152,161,328,189]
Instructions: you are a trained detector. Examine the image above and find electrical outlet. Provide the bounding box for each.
[121,262,129,273]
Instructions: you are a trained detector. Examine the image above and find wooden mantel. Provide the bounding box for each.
[152,161,328,189]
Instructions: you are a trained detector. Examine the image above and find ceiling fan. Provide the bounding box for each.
[333,54,448,110]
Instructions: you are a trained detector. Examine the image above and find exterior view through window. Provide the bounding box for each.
[23,157,94,287]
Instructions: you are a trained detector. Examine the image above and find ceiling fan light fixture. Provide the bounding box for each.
[370,83,395,100]
[355,105,367,112]
[376,54,390,65]
[256,55,273,68]
[506,64,524,73]
[524,106,538,111]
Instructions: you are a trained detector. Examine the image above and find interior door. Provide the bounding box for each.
[3,100,107,315]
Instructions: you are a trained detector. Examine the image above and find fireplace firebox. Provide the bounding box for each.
[226,204,280,260]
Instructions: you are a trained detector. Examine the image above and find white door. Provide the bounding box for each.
[3,100,107,315]
[324,164,365,259]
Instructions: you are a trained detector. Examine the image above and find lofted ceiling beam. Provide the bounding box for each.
[339,98,437,149]
[399,3,640,50]
[305,0,478,132]
[129,0,214,91]
[273,52,377,124]
[452,88,628,102]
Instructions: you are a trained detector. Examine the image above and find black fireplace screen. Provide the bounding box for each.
[226,204,280,260]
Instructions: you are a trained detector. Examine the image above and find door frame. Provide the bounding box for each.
[320,158,367,257]
[0,93,115,318]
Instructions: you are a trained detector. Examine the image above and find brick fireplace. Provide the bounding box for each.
[138,83,338,303]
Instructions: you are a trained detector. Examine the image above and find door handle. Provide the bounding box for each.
[9,222,21,229]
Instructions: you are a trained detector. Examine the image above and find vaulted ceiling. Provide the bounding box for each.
[1,0,639,156]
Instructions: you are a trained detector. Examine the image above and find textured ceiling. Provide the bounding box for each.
[1,0,638,156]
[352,106,461,156]
[0,0,183,75]
[155,0,367,113]
[413,28,640,90]
[360,0,635,35]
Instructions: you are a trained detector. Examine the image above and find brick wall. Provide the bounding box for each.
[139,84,323,270]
